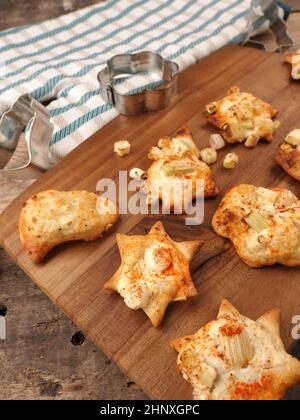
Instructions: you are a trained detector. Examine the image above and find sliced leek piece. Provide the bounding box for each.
[257,187,277,200]
[245,212,268,232]
[239,119,253,130]
[163,162,196,176]
[221,329,255,369]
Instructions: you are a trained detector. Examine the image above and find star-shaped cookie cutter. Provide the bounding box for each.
[0,94,52,170]
[98,51,179,115]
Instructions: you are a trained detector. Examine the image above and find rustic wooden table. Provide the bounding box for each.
[0,0,300,400]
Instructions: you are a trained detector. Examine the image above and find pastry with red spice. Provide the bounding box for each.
[171,300,300,400]
[276,129,300,181]
[104,221,203,327]
[212,184,300,268]
[146,129,218,210]
[206,86,279,147]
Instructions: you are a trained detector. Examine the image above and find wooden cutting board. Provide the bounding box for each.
[1,45,300,400]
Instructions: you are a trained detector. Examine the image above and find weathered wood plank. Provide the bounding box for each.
[0,247,146,399]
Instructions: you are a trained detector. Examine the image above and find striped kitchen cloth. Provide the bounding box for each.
[0,0,288,169]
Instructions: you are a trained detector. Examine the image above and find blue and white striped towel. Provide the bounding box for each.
[0,0,285,169]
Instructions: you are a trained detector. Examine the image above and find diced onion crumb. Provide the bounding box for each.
[285,129,300,147]
[114,140,131,157]
[223,153,238,169]
[200,147,217,165]
[129,168,147,180]
[209,134,225,150]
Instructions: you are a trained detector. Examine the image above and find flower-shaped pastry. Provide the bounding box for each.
[212,184,300,267]
[276,129,300,181]
[206,87,279,147]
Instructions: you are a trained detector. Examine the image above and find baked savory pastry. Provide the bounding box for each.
[276,129,300,181]
[285,50,300,80]
[19,190,118,263]
[171,300,300,400]
[146,129,218,209]
[212,184,300,268]
[104,221,203,327]
[206,87,279,147]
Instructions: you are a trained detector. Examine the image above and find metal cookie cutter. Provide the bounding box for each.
[98,51,179,115]
[246,1,293,52]
[0,94,52,170]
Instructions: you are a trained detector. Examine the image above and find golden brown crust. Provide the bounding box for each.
[171,300,300,400]
[206,86,279,145]
[146,129,218,209]
[285,50,300,80]
[212,184,300,268]
[275,149,300,181]
[19,190,119,263]
[104,221,204,327]
[217,299,241,319]
[170,335,194,352]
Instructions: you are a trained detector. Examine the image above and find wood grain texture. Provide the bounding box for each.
[288,0,300,11]
[0,248,146,400]
[1,45,300,400]
[288,13,300,48]
[0,0,145,401]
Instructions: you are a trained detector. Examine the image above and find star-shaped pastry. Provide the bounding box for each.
[104,221,204,327]
[171,300,300,400]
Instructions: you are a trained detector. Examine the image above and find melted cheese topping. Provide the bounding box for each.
[117,240,181,311]
[21,190,116,241]
[148,156,213,204]
[147,133,218,203]
[144,243,172,273]
[176,313,289,400]
[122,280,154,310]
[206,87,278,145]
[213,185,300,267]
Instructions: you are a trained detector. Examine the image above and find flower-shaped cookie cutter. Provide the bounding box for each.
[98,51,179,115]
